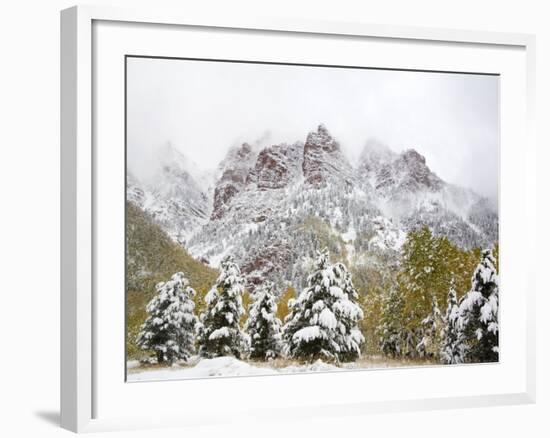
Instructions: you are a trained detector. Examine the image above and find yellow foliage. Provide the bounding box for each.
[240,290,251,326]
[277,286,296,322]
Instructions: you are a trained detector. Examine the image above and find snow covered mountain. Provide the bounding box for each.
[127,125,498,292]
[127,143,213,244]
[357,140,498,248]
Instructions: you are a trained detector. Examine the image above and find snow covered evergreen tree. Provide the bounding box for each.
[197,256,249,359]
[416,296,443,358]
[283,249,364,362]
[136,272,198,364]
[378,287,405,357]
[457,249,499,363]
[244,281,283,360]
[440,282,464,364]
[332,262,365,361]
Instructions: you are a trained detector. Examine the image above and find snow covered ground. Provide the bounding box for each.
[127,357,337,381]
[126,356,418,382]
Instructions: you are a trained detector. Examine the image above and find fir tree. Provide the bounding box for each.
[136,272,198,364]
[457,249,499,363]
[245,281,283,360]
[378,287,405,357]
[440,282,464,364]
[332,262,365,361]
[403,329,423,358]
[283,249,364,362]
[197,256,249,359]
[416,296,443,359]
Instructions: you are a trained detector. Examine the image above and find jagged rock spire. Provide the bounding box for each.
[302,124,354,187]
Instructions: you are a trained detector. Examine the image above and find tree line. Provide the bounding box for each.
[135,229,499,366]
[136,249,364,364]
[376,227,499,363]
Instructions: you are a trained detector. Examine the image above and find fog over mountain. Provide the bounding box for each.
[127,57,499,203]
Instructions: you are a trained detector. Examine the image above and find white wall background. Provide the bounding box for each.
[0,0,547,437]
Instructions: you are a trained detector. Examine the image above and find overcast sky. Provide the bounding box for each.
[127,57,499,201]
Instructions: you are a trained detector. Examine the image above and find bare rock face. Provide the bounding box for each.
[240,241,293,287]
[302,124,354,188]
[249,142,304,190]
[211,142,257,220]
[209,141,303,223]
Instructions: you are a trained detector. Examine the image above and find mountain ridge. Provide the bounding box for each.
[127,124,498,291]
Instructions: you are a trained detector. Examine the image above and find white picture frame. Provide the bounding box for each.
[60,4,537,433]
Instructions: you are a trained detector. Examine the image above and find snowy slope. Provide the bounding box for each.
[127,143,213,244]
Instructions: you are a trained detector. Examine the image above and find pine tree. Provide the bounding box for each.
[416,296,443,359]
[283,249,364,362]
[378,287,405,357]
[197,256,249,359]
[245,281,283,360]
[457,249,499,363]
[136,272,198,364]
[332,262,365,361]
[440,282,464,364]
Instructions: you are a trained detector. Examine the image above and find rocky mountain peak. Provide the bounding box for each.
[401,148,426,166]
[302,124,354,187]
[393,148,442,192]
[305,124,338,152]
[236,142,253,159]
[358,142,443,195]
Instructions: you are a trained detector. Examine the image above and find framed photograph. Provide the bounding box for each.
[61,5,536,433]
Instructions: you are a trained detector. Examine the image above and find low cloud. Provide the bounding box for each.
[127,57,499,202]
